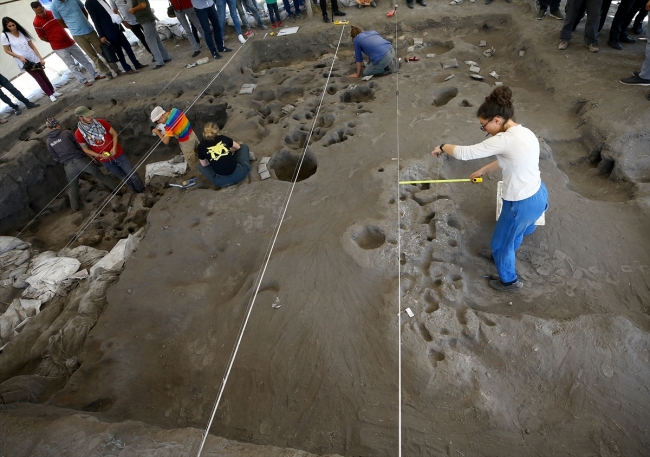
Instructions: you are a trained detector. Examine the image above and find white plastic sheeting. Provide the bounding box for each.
[89,232,142,275]
[145,156,188,185]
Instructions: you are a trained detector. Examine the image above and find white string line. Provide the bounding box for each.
[16,69,184,238]
[393,6,402,457]
[195,25,347,457]
[64,46,247,250]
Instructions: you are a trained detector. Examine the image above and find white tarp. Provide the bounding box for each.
[89,233,141,275]
[145,157,187,185]
[22,257,82,303]
[0,298,43,349]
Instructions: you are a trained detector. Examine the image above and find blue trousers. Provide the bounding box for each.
[491,182,548,283]
[101,153,145,192]
[198,144,251,188]
[0,73,31,109]
[194,5,225,56]
[216,0,243,38]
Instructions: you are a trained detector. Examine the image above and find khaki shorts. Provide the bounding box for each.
[179,131,199,170]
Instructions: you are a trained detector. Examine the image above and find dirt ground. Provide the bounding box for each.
[1,1,649,456]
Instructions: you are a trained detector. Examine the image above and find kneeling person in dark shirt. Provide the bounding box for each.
[197,122,251,188]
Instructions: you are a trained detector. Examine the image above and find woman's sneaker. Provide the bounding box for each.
[49,94,57,102]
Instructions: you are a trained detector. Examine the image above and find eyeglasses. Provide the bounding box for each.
[480,117,494,132]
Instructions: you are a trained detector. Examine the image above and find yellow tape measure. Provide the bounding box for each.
[399,177,483,184]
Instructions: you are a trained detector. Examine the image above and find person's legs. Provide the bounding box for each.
[27,69,55,96]
[80,32,120,73]
[116,32,141,68]
[282,0,295,15]
[206,5,226,51]
[562,0,586,41]
[142,22,165,66]
[175,10,201,51]
[242,0,264,27]
[216,0,228,39]
[185,8,204,44]
[66,43,99,79]
[0,74,32,108]
[197,161,221,187]
[640,25,650,79]
[83,161,118,191]
[269,3,281,23]
[236,0,252,30]
[111,39,133,72]
[320,0,329,18]
[633,9,648,31]
[54,48,88,84]
[64,158,89,211]
[233,144,251,171]
[584,0,604,45]
[195,7,218,55]
[103,155,144,192]
[330,0,342,13]
[130,23,153,55]
[225,0,244,35]
[608,0,635,44]
[490,183,548,284]
[598,0,611,30]
[363,48,395,75]
[619,0,647,36]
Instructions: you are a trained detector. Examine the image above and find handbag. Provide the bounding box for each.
[22,60,44,72]
[100,41,118,63]
[167,2,176,17]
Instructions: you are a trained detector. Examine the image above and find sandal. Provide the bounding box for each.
[83,81,93,87]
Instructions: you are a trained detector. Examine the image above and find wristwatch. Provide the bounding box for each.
[440,143,446,153]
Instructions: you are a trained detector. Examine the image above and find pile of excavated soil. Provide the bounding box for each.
[1,3,649,456]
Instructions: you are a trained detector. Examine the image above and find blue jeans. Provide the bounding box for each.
[364,47,397,75]
[0,73,31,109]
[198,144,251,187]
[282,0,300,15]
[216,0,243,38]
[194,5,225,56]
[641,21,650,79]
[491,182,548,283]
[101,153,145,192]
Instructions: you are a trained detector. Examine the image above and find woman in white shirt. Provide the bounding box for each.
[1,16,61,102]
[432,86,548,292]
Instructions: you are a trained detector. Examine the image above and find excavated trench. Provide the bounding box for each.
[1,11,650,457]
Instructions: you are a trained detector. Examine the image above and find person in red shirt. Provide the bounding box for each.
[31,1,102,87]
[74,105,145,192]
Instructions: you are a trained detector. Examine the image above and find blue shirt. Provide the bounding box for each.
[51,0,95,36]
[353,31,392,64]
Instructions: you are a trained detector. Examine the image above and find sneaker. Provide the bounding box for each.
[587,43,599,52]
[238,34,246,43]
[13,107,22,115]
[407,1,414,7]
[222,47,232,52]
[272,22,276,28]
[192,50,201,57]
[323,15,330,22]
[261,24,269,29]
[536,9,547,19]
[620,75,650,86]
[485,0,492,4]
[607,40,622,50]
[631,24,644,35]
[25,102,39,109]
[548,9,564,19]
[163,58,172,62]
[289,15,296,23]
[278,21,283,26]
[152,64,164,69]
[478,248,495,263]
[213,53,222,59]
[53,91,62,97]
[49,94,57,102]
[371,0,377,6]
[126,69,138,75]
[249,150,256,161]
[296,13,305,18]
[135,63,148,69]
[558,41,568,50]
[333,10,346,15]
[244,29,254,37]
[94,75,106,80]
[489,279,523,291]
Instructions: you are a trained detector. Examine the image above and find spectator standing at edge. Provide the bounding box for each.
[607,0,647,49]
[111,0,154,59]
[630,6,647,34]
[320,0,346,22]
[129,0,171,69]
[32,2,99,88]
[85,0,147,73]
[50,0,119,79]
[235,0,268,36]
[74,105,145,192]
[619,0,650,88]
[281,0,304,23]
[169,0,202,57]
[150,105,200,170]
[536,0,564,20]
[558,0,603,52]
[45,117,118,211]
[216,0,246,44]
[191,0,231,59]
[406,0,426,9]
[1,17,62,102]
[0,73,40,123]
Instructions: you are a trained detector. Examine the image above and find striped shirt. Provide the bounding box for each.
[164,108,193,143]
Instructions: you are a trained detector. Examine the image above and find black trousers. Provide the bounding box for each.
[320,0,340,17]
